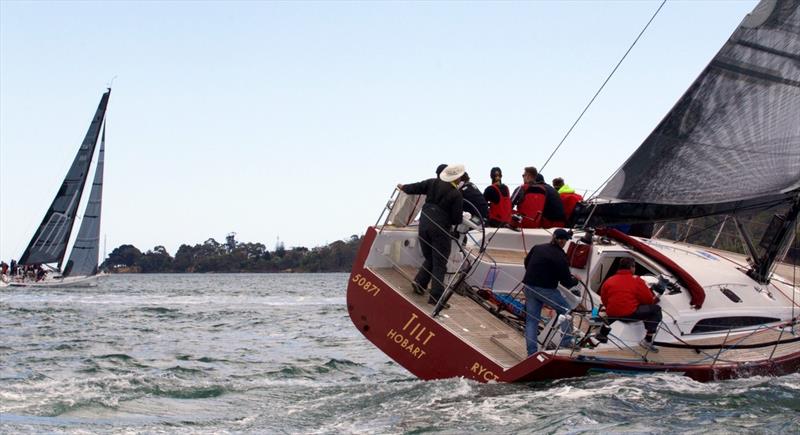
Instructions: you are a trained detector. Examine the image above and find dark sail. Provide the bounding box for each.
[583,0,800,227]
[63,124,106,277]
[19,90,111,267]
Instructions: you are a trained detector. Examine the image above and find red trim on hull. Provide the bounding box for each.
[507,352,800,383]
[348,226,800,383]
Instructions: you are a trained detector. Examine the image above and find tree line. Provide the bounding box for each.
[101,210,797,275]
[102,234,363,273]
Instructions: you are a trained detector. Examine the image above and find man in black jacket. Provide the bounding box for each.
[398,164,465,305]
[522,228,579,354]
[534,173,566,227]
[459,172,488,221]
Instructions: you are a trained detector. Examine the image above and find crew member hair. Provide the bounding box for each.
[619,257,636,270]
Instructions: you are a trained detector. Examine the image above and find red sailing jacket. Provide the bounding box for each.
[600,269,656,317]
[516,184,546,228]
[560,192,583,221]
[487,184,512,224]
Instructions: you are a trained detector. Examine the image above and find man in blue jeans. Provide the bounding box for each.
[523,229,579,355]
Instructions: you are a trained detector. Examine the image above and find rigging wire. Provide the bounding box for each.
[539,0,667,173]
[665,210,782,249]
[793,218,797,329]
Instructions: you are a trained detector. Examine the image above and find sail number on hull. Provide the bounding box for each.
[351,273,381,296]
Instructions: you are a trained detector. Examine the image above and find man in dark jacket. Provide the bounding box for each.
[398,164,465,305]
[534,173,566,227]
[522,228,579,354]
[459,172,488,221]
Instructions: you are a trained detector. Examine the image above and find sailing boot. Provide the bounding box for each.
[639,335,659,353]
[595,324,611,344]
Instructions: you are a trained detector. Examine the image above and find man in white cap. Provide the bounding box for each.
[397,164,465,306]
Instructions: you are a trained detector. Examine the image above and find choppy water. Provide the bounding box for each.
[1,273,798,434]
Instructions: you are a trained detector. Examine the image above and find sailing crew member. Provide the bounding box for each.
[0,261,8,283]
[552,177,583,223]
[397,164,465,306]
[459,172,488,222]
[534,173,566,228]
[483,167,512,227]
[512,167,548,228]
[599,257,662,353]
[522,228,579,355]
[34,264,46,281]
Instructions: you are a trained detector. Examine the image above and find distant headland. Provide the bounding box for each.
[102,234,362,273]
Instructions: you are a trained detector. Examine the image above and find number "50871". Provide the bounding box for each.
[351,273,381,296]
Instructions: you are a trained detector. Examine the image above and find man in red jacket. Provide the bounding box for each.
[600,257,662,352]
[552,177,583,222]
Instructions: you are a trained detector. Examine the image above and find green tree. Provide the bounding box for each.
[105,244,142,268]
[138,246,174,273]
[173,244,198,272]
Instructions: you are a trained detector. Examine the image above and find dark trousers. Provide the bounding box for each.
[414,217,452,300]
[608,304,662,335]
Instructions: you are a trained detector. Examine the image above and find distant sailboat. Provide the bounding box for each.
[10,89,111,288]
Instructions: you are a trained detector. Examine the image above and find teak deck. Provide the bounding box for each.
[372,266,524,368]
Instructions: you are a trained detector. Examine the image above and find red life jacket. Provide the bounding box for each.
[560,192,583,221]
[487,184,512,224]
[515,184,546,228]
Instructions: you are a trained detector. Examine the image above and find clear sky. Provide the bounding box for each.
[0,0,757,261]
